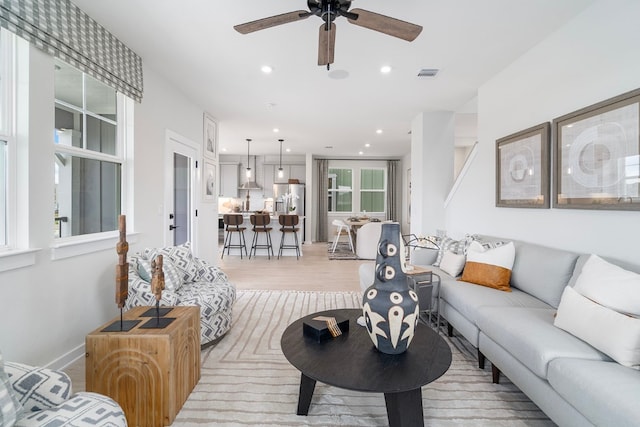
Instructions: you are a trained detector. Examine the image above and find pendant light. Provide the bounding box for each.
[245,138,252,179]
[278,139,284,179]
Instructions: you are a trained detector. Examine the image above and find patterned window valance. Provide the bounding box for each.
[0,0,143,102]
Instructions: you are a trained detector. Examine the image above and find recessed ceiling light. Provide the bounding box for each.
[359,151,364,155]
[222,147,227,152]
[261,65,273,74]
[376,129,383,134]
[365,143,371,148]
[286,148,291,153]
[380,65,392,74]
[273,128,279,133]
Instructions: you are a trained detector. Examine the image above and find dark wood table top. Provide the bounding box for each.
[281,308,452,394]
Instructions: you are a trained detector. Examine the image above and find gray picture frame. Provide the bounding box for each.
[203,113,218,160]
[552,88,640,210]
[496,122,550,208]
[203,161,216,202]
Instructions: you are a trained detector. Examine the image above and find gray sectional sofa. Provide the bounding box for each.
[404,236,640,427]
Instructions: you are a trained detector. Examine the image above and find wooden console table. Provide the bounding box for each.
[86,306,200,427]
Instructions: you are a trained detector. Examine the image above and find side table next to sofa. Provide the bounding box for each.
[86,306,200,427]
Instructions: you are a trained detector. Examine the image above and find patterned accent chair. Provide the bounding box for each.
[0,351,126,427]
[126,242,236,346]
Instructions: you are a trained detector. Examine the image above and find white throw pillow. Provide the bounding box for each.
[574,254,640,317]
[554,286,640,370]
[439,250,466,277]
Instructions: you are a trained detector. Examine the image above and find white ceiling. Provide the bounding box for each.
[71,0,594,157]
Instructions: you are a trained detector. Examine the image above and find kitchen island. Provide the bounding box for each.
[220,214,304,257]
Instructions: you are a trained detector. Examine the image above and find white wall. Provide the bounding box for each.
[132,65,219,264]
[0,46,215,365]
[410,112,455,235]
[446,0,640,265]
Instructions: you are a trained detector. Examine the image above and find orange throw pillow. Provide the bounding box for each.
[459,241,515,292]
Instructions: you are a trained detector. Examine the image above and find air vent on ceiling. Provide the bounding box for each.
[418,68,439,77]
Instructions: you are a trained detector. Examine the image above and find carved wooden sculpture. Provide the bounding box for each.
[115,215,129,308]
[151,255,165,302]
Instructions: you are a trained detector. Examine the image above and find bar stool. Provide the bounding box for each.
[221,214,247,259]
[249,214,274,259]
[331,219,354,253]
[278,214,300,259]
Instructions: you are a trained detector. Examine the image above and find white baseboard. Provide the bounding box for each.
[46,343,85,371]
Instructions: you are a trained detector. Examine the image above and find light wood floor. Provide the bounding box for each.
[65,242,366,391]
[220,241,366,292]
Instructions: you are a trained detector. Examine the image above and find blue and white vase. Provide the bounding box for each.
[362,222,419,354]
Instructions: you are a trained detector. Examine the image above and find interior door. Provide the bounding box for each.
[165,131,198,247]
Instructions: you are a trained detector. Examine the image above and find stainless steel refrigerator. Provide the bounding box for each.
[273,183,305,215]
[273,183,305,240]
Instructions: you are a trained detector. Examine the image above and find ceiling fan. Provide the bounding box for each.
[234,0,423,69]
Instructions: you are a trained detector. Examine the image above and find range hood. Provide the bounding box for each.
[239,181,262,190]
[238,155,262,190]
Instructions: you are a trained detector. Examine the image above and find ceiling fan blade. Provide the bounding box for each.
[318,23,336,66]
[234,10,310,34]
[347,8,422,42]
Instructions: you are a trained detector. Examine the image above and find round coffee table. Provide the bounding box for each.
[281,308,452,427]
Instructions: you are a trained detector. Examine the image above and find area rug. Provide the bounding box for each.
[327,242,359,260]
[172,290,553,426]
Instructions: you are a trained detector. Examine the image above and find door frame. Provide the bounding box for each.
[164,130,199,249]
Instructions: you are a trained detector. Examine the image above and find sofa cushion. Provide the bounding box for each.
[510,241,578,308]
[548,358,640,427]
[554,286,640,369]
[476,306,610,379]
[440,277,550,327]
[4,362,72,412]
[0,353,23,427]
[573,254,640,317]
[460,241,515,292]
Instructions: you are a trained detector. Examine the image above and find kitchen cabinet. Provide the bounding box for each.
[220,163,239,197]
[274,164,305,184]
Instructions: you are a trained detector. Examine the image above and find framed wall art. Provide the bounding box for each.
[203,160,216,201]
[553,88,640,210]
[203,113,218,160]
[496,122,550,208]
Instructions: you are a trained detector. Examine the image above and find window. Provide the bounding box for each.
[360,168,386,213]
[328,162,388,215]
[328,168,353,212]
[0,28,13,249]
[0,140,6,246]
[54,60,122,238]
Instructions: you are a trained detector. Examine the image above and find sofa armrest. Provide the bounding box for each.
[194,259,229,285]
[4,362,72,411]
[410,247,438,266]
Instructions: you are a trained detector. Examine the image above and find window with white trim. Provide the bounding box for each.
[54,59,123,239]
[0,139,6,247]
[360,168,386,213]
[328,168,353,212]
[0,28,13,249]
